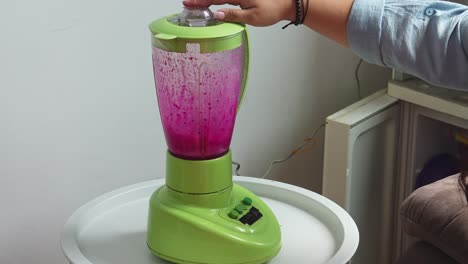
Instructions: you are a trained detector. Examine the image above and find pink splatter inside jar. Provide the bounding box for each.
[152,44,243,160]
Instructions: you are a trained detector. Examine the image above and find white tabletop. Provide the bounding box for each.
[62,177,359,264]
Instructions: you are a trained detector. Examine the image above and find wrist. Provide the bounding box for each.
[282,0,297,22]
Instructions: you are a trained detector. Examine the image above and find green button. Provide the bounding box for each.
[242,197,253,206]
[228,210,239,219]
[235,204,248,213]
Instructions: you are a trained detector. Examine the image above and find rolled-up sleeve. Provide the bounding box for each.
[348,0,468,90]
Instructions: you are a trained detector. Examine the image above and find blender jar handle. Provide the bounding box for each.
[238,27,250,111]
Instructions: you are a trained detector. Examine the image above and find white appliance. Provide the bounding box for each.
[322,73,468,264]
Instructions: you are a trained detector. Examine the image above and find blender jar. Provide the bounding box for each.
[150,7,249,160]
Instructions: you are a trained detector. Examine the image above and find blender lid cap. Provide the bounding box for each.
[149,7,246,41]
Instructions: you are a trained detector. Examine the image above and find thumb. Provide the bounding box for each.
[215,8,253,24]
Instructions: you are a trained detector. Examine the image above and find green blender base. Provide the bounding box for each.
[147,151,282,264]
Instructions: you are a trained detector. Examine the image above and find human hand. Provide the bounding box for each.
[182,0,295,27]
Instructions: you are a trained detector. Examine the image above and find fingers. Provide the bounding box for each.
[182,0,257,26]
[183,0,243,8]
[215,8,254,24]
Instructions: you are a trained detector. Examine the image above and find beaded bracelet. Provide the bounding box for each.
[282,0,310,29]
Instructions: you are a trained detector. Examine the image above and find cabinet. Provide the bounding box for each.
[322,78,468,263]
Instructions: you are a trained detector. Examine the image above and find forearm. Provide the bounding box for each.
[299,0,355,46]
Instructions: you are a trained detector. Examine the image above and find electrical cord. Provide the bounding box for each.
[233,59,363,179]
[232,123,325,179]
[232,161,241,176]
[261,123,326,179]
[355,59,363,99]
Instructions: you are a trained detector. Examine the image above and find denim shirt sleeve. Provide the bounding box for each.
[348,0,468,90]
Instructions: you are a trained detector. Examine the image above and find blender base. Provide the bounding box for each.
[147,152,281,264]
[148,245,280,264]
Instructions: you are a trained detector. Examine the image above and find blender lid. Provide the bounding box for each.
[149,7,246,53]
[168,7,219,27]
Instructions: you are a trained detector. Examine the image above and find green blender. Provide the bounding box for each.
[146,5,282,264]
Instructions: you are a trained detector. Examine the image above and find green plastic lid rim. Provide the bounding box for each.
[149,15,246,39]
[150,15,246,53]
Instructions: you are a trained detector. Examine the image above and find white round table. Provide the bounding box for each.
[61,177,359,264]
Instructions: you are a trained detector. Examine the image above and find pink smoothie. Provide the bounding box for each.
[152,44,244,160]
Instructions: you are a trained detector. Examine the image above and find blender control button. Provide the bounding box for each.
[250,207,260,213]
[242,197,253,206]
[239,207,263,225]
[235,204,248,213]
[228,210,239,219]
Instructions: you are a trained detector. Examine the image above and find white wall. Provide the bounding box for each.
[0,1,390,263]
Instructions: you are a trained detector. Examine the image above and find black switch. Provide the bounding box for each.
[250,207,260,213]
[239,207,263,225]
